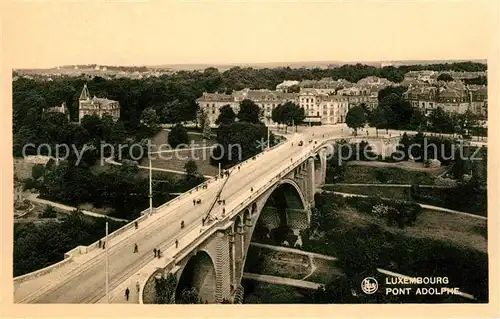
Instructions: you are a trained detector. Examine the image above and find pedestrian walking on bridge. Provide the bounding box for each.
[157,249,161,258]
[175,239,179,248]
[125,287,130,301]
[98,240,102,248]
[134,243,138,253]
[153,248,157,257]
[135,221,138,229]
[193,199,196,206]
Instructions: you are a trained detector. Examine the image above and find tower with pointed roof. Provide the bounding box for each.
[79,84,91,101]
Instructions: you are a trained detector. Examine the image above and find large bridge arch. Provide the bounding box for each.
[235,178,309,283]
[175,250,216,303]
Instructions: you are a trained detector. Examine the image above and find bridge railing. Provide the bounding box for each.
[14,257,74,285]
[153,139,286,214]
[207,141,318,229]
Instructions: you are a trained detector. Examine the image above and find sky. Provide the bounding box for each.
[2,1,498,68]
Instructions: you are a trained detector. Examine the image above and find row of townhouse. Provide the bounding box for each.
[402,85,487,117]
[403,70,487,84]
[196,88,351,126]
[294,76,394,95]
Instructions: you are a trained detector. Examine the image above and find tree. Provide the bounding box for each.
[32,164,46,180]
[272,102,304,132]
[345,105,366,135]
[196,108,207,130]
[202,116,211,140]
[81,114,105,140]
[162,100,183,124]
[39,205,57,218]
[212,122,273,166]
[369,105,389,136]
[455,110,479,135]
[378,86,408,103]
[359,103,371,117]
[287,85,300,93]
[215,104,236,126]
[177,287,203,304]
[428,107,454,133]
[140,107,160,131]
[237,99,261,124]
[168,124,189,148]
[409,108,426,131]
[271,104,284,128]
[437,73,454,82]
[377,87,415,130]
[155,273,177,304]
[184,160,198,177]
[282,102,305,128]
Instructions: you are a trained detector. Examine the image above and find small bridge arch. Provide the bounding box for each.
[175,250,217,303]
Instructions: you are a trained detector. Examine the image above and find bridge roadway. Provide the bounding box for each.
[15,125,345,303]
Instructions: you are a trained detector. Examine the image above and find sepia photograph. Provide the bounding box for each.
[1,1,498,317]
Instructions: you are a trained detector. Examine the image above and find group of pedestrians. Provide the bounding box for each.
[152,247,162,258]
[124,281,141,301]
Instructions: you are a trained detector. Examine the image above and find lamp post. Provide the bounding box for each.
[149,157,153,215]
[267,126,270,150]
[105,222,109,303]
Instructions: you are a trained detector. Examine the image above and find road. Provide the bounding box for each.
[242,273,322,289]
[16,125,346,303]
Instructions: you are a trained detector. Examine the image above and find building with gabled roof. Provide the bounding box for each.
[78,84,120,123]
[403,83,487,117]
[44,102,70,121]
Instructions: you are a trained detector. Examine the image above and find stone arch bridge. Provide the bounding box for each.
[13,130,402,304]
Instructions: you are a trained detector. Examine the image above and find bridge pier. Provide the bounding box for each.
[318,150,327,185]
[307,158,315,207]
[229,231,236,294]
[215,230,232,303]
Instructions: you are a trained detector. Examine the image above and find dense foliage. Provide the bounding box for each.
[168,123,189,147]
[237,99,261,124]
[301,192,488,303]
[14,212,125,276]
[313,193,422,230]
[211,122,275,166]
[345,105,367,133]
[369,86,484,134]
[324,140,375,183]
[463,76,487,86]
[215,104,236,126]
[271,102,305,131]
[31,163,204,220]
[154,273,177,304]
[13,61,486,133]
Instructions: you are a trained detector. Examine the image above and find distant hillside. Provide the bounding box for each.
[15,59,487,74]
[149,59,487,71]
